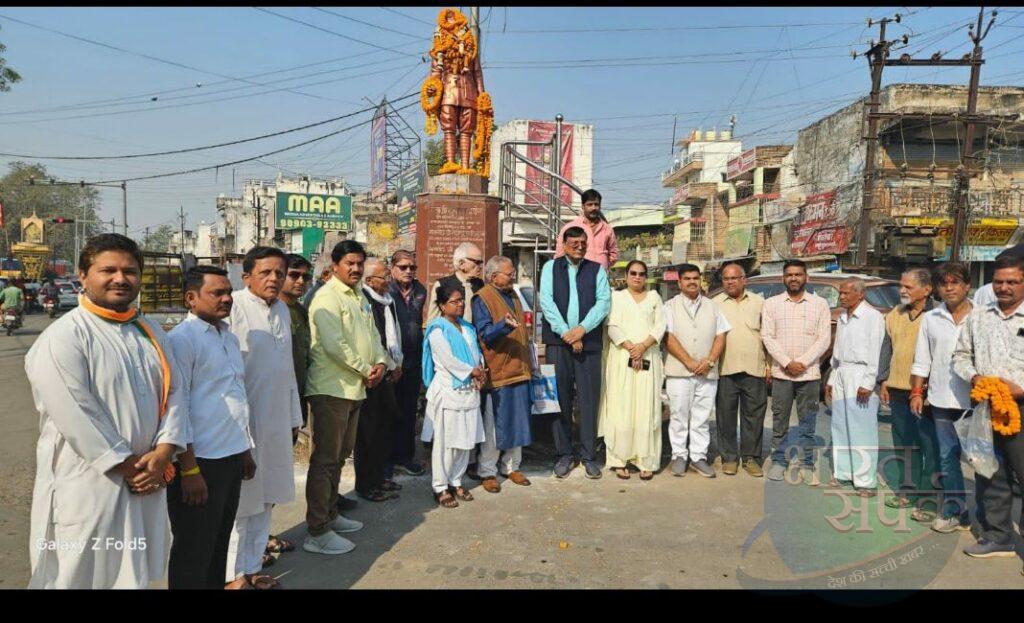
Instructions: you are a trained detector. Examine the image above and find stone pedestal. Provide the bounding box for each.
[415,192,500,293]
[426,173,489,195]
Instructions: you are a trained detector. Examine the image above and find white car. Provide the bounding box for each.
[57,283,79,309]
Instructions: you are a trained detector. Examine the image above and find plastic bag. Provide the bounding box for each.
[530,364,560,415]
[954,402,999,479]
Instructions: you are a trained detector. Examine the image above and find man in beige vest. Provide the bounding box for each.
[664,264,731,478]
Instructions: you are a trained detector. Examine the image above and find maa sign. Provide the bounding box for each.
[789,191,850,256]
[275,192,353,231]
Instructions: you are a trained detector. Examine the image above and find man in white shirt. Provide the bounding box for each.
[663,264,731,478]
[972,243,1024,308]
[825,278,886,497]
[167,265,257,590]
[909,262,974,533]
[226,247,305,589]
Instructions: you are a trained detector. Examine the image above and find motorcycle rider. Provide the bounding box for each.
[1,280,25,325]
[40,279,58,315]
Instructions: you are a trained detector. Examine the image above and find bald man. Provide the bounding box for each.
[825,278,885,497]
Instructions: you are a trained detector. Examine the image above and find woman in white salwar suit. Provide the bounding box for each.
[421,282,487,508]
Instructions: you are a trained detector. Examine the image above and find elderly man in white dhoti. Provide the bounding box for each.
[225,246,304,590]
[26,234,188,589]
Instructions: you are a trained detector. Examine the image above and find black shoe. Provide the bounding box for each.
[335,494,358,512]
[553,456,578,478]
[583,461,602,479]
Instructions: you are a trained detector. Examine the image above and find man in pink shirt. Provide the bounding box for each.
[554,189,619,269]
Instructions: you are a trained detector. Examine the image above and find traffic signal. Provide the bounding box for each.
[51,217,75,224]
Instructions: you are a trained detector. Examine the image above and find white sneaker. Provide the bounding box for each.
[303,531,355,555]
[331,514,363,534]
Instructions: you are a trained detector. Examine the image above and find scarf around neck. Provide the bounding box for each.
[421,317,480,389]
[363,285,403,367]
[79,295,176,483]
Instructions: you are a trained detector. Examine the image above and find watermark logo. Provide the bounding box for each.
[736,440,962,597]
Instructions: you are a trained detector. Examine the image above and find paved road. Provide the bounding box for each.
[2,314,1021,589]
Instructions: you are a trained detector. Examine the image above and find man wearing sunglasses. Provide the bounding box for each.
[387,250,429,478]
[425,242,485,325]
[281,254,314,428]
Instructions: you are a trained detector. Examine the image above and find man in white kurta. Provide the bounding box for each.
[26,234,188,589]
[826,279,886,494]
[226,249,303,583]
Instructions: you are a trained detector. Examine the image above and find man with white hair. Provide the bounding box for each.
[825,277,886,497]
[472,256,534,492]
[425,242,485,324]
[355,257,405,502]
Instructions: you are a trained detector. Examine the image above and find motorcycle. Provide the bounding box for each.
[43,295,57,318]
[2,308,22,336]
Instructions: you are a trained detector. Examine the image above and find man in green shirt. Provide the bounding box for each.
[303,240,386,556]
[281,254,313,427]
[1,281,24,321]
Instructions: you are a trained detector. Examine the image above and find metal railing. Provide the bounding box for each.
[662,152,705,181]
[498,116,584,249]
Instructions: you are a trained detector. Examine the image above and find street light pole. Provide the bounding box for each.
[121,181,128,237]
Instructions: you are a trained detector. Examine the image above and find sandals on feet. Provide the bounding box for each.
[454,486,474,501]
[614,467,630,480]
[435,490,458,508]
[639,471,654,481]
[261,553,276,568]
[265,535,294,553]
[381,479,403,492]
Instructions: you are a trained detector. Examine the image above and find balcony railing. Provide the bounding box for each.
[662,152,705,186]
[734,182,781,203]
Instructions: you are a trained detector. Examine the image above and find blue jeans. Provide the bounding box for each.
[770,379,820,468]
[931,406,970,520]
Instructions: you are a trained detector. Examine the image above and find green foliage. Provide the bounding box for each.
[142,224,175,252]
[0,27,22,92]
[0,162,103,263]
[424,138,444,176]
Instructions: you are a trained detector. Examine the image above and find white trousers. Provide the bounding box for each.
[478,396,523,478]
[432,446,471,493]
[666,376,718,462]
[225,504,272,580]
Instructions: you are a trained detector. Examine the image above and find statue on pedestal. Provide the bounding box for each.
[421,8,493,178]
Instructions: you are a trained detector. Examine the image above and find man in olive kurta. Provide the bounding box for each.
[282,254,313,427]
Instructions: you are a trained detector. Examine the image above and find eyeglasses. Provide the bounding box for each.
[287,271,311,281]
[395,264,418,272]
[445,298,465,306]
[465,258,484,266]
[628,271,647,277]
[566,240,587,248]
[366,274,387,282]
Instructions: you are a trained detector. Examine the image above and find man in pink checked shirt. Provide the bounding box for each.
[554,189,619,270]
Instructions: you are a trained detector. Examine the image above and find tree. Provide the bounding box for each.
[142,224,175,252]
[0,26,22,92]
[424,138,444,176]
[0,162,102,263]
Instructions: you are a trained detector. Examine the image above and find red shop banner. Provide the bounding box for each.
[789,191,850,256]
[526,121,574,207]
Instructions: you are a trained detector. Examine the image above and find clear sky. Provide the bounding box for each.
[1,6,1022,237]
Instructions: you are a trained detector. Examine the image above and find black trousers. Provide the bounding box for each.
[356,378,398,495]
[167,452,244,590]
[715,372,769,465]
[389,368,421,466]
[977,426,1024,544]
[549,344,602,463]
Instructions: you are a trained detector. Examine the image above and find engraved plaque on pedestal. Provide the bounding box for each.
[414,193,500,293]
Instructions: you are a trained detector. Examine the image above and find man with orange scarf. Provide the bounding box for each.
[26,234,188,588]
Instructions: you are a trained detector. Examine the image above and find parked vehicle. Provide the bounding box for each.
[57,283,79,310]
[708,272,900,401]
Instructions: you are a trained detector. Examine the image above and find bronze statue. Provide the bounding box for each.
[422,8,492,177]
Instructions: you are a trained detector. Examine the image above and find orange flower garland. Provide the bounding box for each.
[971,376,1023,436]
[421,76,442,135]
[473,91,494,177]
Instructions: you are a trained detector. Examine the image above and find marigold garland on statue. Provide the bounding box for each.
[473,91,494,177]
[437,8,467,31]
[970,376,1023,436]
[421,76,442,135]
